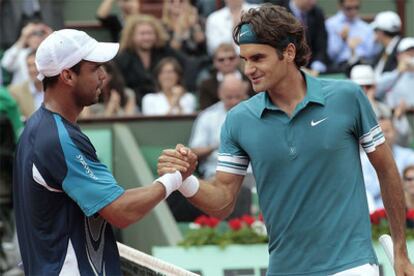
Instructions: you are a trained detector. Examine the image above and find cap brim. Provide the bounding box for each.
[84,42,119,63]
[370,21,379,30]
[354,79,374,86]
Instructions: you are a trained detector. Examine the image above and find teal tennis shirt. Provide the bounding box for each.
[217,73,384,275]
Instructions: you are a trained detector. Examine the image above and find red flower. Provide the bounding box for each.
[206,217,220,228]
[241,215,255,226]
[228,218,242,230]
[370,209,387,225]
[407,209,414,220]
[194,215,220,228]
[258,213,264,222]
[194,215,209,226]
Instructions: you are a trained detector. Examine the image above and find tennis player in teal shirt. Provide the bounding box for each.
[158,4,414,276]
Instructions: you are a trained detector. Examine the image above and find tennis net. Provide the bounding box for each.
[117,242,199,276]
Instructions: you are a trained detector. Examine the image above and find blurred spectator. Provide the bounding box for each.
[81,61,137,118]
[7,51,44,119]
[190,74,249,179]
[142,57,195,115]
[115,14,186,107]
[360,117,414,210]
[205,0,257,55]
[272,0,329,74]
[0,0,63,50]
[96,0,140,42]
[350,64,411,146]
[403,165,414,209]
[195,0,221,18]
[162,0,208,91]
[325,0,377,74]
[162,0,206,57]
[198,43,251,110]
[371,11,402,79]
[1,20,51,85]
[376,37,414,108]
[0,0,20,50]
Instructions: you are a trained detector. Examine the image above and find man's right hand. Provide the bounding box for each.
[157,144,198,180]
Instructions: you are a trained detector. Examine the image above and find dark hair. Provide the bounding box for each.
[153,57,185,91]
[42,61,83,91]
[101,61,128,107]
[232,4,310,68]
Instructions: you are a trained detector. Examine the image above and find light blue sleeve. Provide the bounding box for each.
[53,115,124,217]
[353,87,385,153]
[217,113,249,175]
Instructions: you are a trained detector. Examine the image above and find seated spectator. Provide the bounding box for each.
[190,74,249,179]
[371,11,402,79]
[96,0,140,42]
[376,37,414,108]
[403,165,414,210]
[81,61,137,118]
[7,51,43,119]
[198,43,251,110]
[360,117,414,210]
[1,20,51,85]
[115,14,186,107]
[325,0,377,74]
[142,57,195,115]
[350,64,411,146]
[162,0,206,57]
[273,0,329,74]
[205,0,257,55]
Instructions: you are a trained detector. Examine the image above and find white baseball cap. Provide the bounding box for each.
[35,29,119,81]
[397,37,414,53]
[370,11,401,33]
[350,65,375,86]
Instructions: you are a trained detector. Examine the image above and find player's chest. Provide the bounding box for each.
[239,107,356,162]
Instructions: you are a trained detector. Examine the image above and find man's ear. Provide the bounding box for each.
[284,43,296,63]
[60,69,76,87]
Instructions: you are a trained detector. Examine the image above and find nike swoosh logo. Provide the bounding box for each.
[311,117,328,126]
[240,31,249,37]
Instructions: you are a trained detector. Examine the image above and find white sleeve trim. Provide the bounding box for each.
[32,163,63,193]
[217,154,249,175]
[359,125,386,153]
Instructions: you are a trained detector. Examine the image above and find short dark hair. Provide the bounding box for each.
[42,61,83,90]
[233,4,310,68]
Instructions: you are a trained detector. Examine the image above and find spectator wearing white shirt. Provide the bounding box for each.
[205,0,258,55]
[1,21,51,85]
[142,57,195,115]
[189,74,249,179]
[360,117,414,210]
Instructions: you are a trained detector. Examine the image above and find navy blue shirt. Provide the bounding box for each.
[13,106,125,275]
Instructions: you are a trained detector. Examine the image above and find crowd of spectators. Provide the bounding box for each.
[1,0,414,272]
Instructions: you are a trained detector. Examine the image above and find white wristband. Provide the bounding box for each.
[155,171,182,199]
[179,175,199,198]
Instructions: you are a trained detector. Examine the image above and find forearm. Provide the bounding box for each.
[97,0,114,18]
[378,165,408,253]
[186,177,240,219]
[373,145,408,255]
[100,182,165,228]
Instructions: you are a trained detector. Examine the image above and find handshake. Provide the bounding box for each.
[155,144,200,199]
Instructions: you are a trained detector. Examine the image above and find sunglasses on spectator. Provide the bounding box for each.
[404,177,414,181]
[343,5,360,11]
[216,56,237,63]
